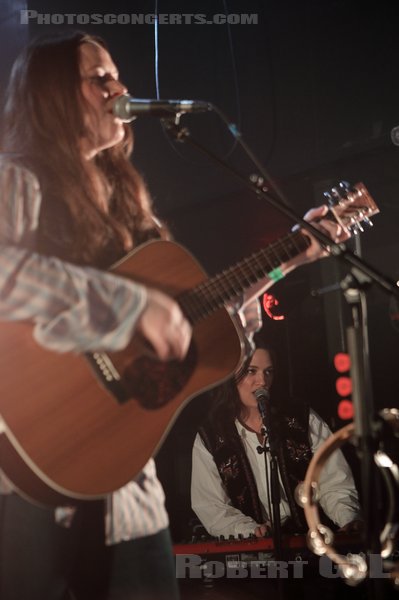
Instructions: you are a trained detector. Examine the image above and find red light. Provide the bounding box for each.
[338,399,354,420]
[336,376,352,397]
[262,293,285,321]
[334,353,351,373]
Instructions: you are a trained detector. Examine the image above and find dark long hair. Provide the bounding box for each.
[205,336,276,439]
[2,31,167,265]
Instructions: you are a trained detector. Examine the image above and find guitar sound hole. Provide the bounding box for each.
[123,342,197,409]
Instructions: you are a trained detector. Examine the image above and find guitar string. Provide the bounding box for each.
[179,231,308,321]
[196,230,309,308]
[180,188,374,322]
[178,230,310,322]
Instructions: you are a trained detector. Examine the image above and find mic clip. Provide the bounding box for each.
[257,428,269,454]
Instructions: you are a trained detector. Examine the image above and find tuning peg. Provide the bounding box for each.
[331,186,352,208]
[323,190,335,206]
[362,217,374,228]
[348,224,356,235]
[356,222,364,233]
[348,224,361,235]
[330,187,341,199]
[338,180,351,193]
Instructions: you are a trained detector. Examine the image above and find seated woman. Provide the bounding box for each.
[191,338,362,539]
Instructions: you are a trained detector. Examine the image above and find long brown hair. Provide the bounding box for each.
[206,336,276,437]
[2,30,167,265]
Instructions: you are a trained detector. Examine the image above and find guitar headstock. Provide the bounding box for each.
[323,181,379,235]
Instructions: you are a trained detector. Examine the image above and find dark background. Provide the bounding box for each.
[1,0,399,541]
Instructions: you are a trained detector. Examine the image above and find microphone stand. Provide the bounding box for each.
[162,114,399,597]
[341,271,384,600]
[161,115,399,299]
[257,391,284,600]
[257,394,283,560]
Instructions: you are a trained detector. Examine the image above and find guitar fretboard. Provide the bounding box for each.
[178,230,310,323]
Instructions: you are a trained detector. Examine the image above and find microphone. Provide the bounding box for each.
[254,387,270,422]
[113,94,211,122]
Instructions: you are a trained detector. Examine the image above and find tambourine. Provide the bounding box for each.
[296,409,399,587]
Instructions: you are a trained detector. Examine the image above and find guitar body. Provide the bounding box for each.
[0,183,379,505]
[0,434,76,506]
[0,240,244,504]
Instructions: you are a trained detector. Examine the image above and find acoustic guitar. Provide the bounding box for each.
[0,182,378,505]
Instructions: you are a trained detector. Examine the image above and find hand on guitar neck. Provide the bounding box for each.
[285,204,349,268]
[241,181,378,308]
[240,204,349,308]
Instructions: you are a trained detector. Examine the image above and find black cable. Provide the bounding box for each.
[263,445,274,531]
[152,0,242,164]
